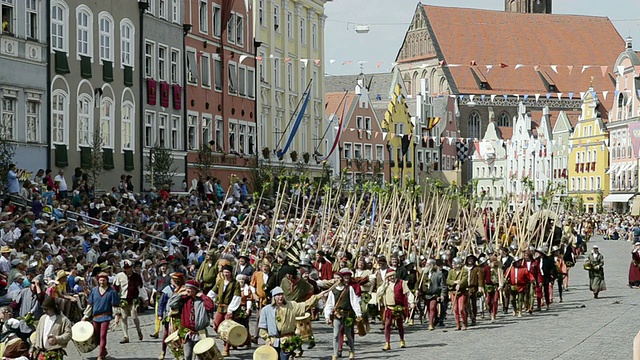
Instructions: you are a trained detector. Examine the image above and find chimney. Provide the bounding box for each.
[626,36,633,50]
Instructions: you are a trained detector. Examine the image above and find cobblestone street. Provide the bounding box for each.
[68,236,638,360]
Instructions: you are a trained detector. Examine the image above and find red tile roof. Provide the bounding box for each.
[420,5,624,106]
[325,92,354,120]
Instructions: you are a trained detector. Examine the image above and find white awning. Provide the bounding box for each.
[620,163,633,172]
[606,163,620,174]
[603,193,635,203]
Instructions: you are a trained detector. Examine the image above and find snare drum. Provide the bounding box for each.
[253,345,279,360]
[217,320,247,347]
[165,330,185,360]
[193,337,223,360]
[295,313,313,341]
[71,321,97,353]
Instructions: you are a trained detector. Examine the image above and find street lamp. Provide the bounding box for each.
[347,22,370,34]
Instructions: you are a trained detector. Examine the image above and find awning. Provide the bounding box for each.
[603,193,635,203]
[606,163,620,174]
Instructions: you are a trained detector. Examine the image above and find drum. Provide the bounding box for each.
[71,321,97,353]
[368,292,379,306]
[295,313,313,341]
[355,317,369,337]
[253,345,279,360]
[165,330,184,360]
[193,337,223,360]
[217,320,247,347]
[29,332,36,346]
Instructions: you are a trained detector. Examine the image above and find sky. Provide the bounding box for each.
[324,0,640,75]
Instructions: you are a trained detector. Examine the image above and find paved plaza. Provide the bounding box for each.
[68,236,639,360]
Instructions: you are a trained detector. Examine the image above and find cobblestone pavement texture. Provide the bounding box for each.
[67,235,638,360]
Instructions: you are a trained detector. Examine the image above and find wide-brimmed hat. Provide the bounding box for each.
[55,270,68,280]
[0,246,10,254]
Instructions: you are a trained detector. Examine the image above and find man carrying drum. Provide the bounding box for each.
[207,264,241,357]
[250,260,277,344]
[168,280,214,360]
[157,272,185,360]
[82,272,121,360]
[33,296,72,360]
[324,269,362,360]
[113,260,148,344]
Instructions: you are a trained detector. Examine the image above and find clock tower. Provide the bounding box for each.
[505,0,552,14]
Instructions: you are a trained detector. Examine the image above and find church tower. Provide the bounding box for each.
[505,0,552,14]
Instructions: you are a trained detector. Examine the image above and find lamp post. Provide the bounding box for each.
[386,142,392,183]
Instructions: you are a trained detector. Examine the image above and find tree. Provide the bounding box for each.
[0,128,15,192]
[85,128,104,191]
[146,144,178,189]
[196,144,216,180]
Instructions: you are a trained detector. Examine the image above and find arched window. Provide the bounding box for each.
[77,93,93,147]
[100,97,114,148]
[52,90,68,144]
[412,72,418,95]
[99,12,113,62]
[76,6,93,58]
[121,101,134,150]
[497,112,511,127]
[468,111,481,140]
[120,19,135,67]
[404,73,412,96]
[617,93,625,120]
[438,77,446,93]
[51,0,69,52]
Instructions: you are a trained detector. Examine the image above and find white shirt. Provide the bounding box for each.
[42,314,57,348]
[323,285,362,319]
[54,175,67,191]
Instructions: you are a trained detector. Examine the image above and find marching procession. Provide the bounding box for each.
[0,171,635,360]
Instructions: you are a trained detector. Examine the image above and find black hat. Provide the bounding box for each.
[282,265,297,276]
[221,264,233,273]
[42,296,58,312]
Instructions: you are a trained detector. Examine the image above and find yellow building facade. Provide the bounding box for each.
[381,82,415,182]
[567,88,610,212]
[253,0,329,174]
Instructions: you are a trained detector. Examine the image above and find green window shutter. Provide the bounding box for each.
[124,66,133,87]
[102,148,115,170]
[80,147,91,169]
[103,61,113,82]
[54,144,68,167]
[124,150,134,171]
[54,51,70,75]
[80,56,92,79]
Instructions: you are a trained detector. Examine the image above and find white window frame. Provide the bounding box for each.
[229,120,237,152]
[235,13,244,46]
[202,114,212,146]
[286,12,293,39]
[312,23,317,49]
[158,0,167,19]
[145,40,155,78]
[258,0,264,27]
[100,97,114,148]
[170,48,180,84]
[171,0,179,24]
[98,12,114,64]
[354,143,362,159]
[214,56,222,91]
[214,116,223,151]
[121,100,134,151]
[51,89,68,144]
[50,0,68,53]
[228,61,237,94]
[158,113,168,146]
[77,93,93,149]
[158,44,168,81]
[0,97,16,141]
[25,100,40,143]
[170,115,180,150]
[120,19,134,68]
[187,112,198,150]
[227,12,236,44]
[274,58,281,87]
[76,5,93,60]
[1,0,15,36]
[146,0,155,15]
[299,17,306,45]
[212,4,221,38]
[200,52,211,88]
[300,65,306,94]
[238,65,246,96]
[25,0,39,41]
[344,143,352,159]
[247,123,255,155]
[287,61,293,91]
[273,4,280,33]
[258,50,265,82]
[247,67,255,99]
[144,111,155,147]
[186,47,198,84]
[198,0,208,34]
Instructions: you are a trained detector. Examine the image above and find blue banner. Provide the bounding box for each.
[277,89,311,159]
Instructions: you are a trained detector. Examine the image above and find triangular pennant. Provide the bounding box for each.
[459,95,464,101]
[486,65,493,72]
[284,57,292,63]
[523,94,529,101]
[490,95,496,102]
[500,63,508,68]
[390,133,395,139]
[515,64,524,70]
[300,59,308,68]
[535,94,540,102]
[314,59,321,66]
[342,61,352,65]
[256,56,263,61]
[382,132,388,140]
[551,65,558,73]
[481,95,486,101]
[581,65,590,73]
[376,61,384,68]
[603,91,608,100]
[329,59,336,64]
[546,93,551,100]
[239,55,248,64]
[600,65,608,78]
[557,93,563,100]
[567,65,573,74]
[533,65,539,72]
[568,93,574,100]
[469,95,475,102]
[439,60,446,67]
[470,60,477,66]
[503,94,508,100]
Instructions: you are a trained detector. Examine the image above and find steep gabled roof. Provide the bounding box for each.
[417,4,624,109]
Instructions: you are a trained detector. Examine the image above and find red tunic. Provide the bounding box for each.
[314,260,334,281]
[629,251,640,285]
[180,294,215,331]
[506,266,535,293]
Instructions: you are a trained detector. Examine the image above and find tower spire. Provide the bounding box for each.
[505,0,552,14]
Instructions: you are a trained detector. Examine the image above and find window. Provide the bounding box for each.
[158,0,166,19]
[121,102,134,150]
[344,143,352,159]
[51,1,67,51]
[76,6,93,59]
[202,115,212,146]
[300,65,306,93]
[286,12,293,38]
[313,70,318,97]
[287,62,293,90]
[100,98,114,148]
[312,23,317,49]
[0,98,15,140]
[77,94,92,147]
[376,145,383,161]
[145,41,155,78]
[51,90,67,144]
[597,176,601,190]
[170,115,180,149]
[212,4,221,38]
[273,4,280,32]
[274,58,281,87]
[170,49,180,83]
[187,113,197,150]
[236,14,243,46]
[228,62,237,94]
[215,117,223,151]
[99,13,113,62]
[1,0,14,35]
[26,101,39,143]
[258,51,265,82]
[497,112,510,127]
[200,53,210,87]
[365,117,371,130]
[198,0,208,34]
[147,0,154,14]
[468,111,481,140]
[171,0,179,23]
[299,18,306,45]
[238,66,246,96]
[186,49,197,83]
[144,111,155,147]
[356,116,363,129]
[26,0,38,40]
[120,20,134,67]
[247,68,255,98]
[248,125,255,155]
[239,124,246,153]
[365,144,372,160]
[214,57,222,91]
[229,122,236,151]
[158,114,167,146]
[227,13,235,44]
[258,0,264,26]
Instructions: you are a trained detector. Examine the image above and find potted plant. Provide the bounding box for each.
[290,151,298,163]
[262,147,271,160]
[302,152,310,164]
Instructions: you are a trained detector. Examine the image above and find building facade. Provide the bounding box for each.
[473,120,507,210]
[567,89,610,213]
[605,37,640,212]
[550,111,575,201]
[0,0,48,176]
[141,0,186,190]
[48,0,141,190]
[254,0,329,178]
